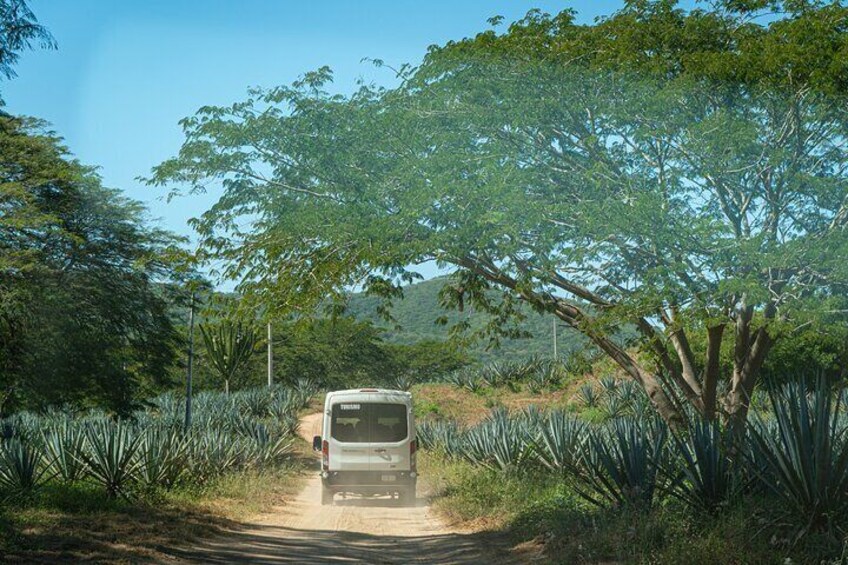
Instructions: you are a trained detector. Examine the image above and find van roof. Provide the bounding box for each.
[327,388,411,397]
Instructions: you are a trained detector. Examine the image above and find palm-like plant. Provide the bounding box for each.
[199,321,259,394]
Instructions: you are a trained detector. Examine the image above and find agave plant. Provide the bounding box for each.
[599,376,618,396]
[243,424,294,468]
[578,384,599,408]
[456,369,483,393]
[534,410,585,472]
[293,377,319,398]
[235,388,272,418]
[463,408,532,472]
[392,373,417,392]
[572,418,667,508]
[527,371,547,394]
[186,428,243,483]
[747,380,848,532]
[661,418,742,513]
[43,421,87,483]
[617,380,639,406]
[514,356,544,380]
[268,392,297,422]
[417,420,464,457]
[602,393,628,419]
[479,363,505,388]
[135,426,187,489]
[80,420,141,498]
[0,438,49,494]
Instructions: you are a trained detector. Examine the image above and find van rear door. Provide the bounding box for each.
[368,402,410,472]
[329,401,370,471]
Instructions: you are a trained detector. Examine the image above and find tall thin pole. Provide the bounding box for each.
[267,321,273,388]
[185,291,196,431]
[552,317,557,359]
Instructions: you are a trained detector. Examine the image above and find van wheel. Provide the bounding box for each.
[321,485,334,506]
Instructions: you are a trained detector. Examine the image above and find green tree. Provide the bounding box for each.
[1,116,184,415]
[0,0,54,82]
[272,317,400,390]
[150,1,848,429]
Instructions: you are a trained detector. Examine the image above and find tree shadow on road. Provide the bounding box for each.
[167,523,516,564]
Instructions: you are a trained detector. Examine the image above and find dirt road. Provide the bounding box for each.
[170,413,515,564]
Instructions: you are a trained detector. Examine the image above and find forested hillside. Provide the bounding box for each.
[345,277,587,363]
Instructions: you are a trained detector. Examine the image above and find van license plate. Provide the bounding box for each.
[381,475,396,482]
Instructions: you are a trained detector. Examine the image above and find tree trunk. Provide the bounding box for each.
[724,325,774,434]
[701,324,725,421]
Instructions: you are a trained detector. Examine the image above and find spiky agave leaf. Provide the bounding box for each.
[80,420,141,498]
[135,425,188,489]
[417,420,464,457]
[463,408,532,472]
[572,417,667,509]
[661,418,742,513]
[42,421,87,483]
[534,410,586,472]
[578,384,599,408]
[0,438,49,494]
[747,379,848,532]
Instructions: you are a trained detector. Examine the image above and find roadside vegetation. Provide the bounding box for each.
[415,372,848,563]
[0,384,314,561]
[3,0,848,563]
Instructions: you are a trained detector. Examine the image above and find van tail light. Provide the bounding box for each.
[410,439,417,472]
[322,440,329,470]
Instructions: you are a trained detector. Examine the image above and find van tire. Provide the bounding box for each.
[321,485,333,506]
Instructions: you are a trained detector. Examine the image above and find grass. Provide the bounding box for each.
[420,446,848,564]
[412,383,571,426]
[0,461,307,562]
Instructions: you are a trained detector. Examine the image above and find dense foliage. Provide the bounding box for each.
[348,276,589,362]
[150,0,848,429]
[0,116,187,415]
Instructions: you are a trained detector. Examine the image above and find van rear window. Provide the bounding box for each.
[331,402,408,443]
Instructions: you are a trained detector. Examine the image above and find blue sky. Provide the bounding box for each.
[4,0,627,281]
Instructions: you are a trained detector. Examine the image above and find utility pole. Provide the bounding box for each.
[185,291,196,431]
[267,321,273,388]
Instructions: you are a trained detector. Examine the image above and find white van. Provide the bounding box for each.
[312,388,417,506]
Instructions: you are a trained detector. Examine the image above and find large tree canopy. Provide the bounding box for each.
[0,116,184,414]
[150,0,848,428]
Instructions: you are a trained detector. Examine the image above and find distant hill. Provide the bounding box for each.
[345,277,588,363]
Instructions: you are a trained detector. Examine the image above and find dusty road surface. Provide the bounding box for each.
[169,413,516,564]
